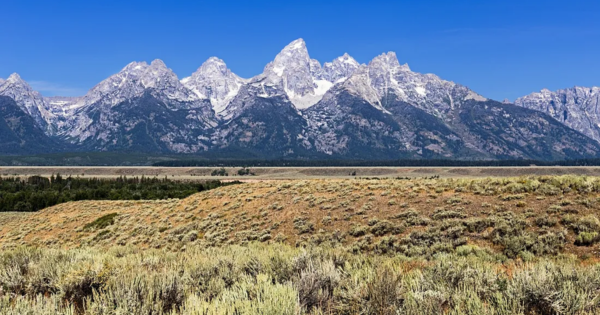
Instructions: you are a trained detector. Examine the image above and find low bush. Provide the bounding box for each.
[2,241,600,314]
[83,213,118,231]
[575,232,600,246]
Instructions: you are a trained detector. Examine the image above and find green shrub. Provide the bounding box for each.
[369,220,403,236]
[534,217,558,228]
[293,217,314,235]
[463,218,491,233]
[3,243,600,314]
[572,215,600,234]
[83,213,118,231]
[432,210,466,220]
[211,168,228,176]
[501,194,526,201]
[349,225,368,237]
[575,232,600,246]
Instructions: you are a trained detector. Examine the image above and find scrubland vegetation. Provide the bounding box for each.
[3,175,600,313]
[3,245,600,314]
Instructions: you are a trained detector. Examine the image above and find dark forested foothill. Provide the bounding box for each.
[0,174,238,212]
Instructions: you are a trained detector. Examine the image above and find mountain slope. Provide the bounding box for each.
[304,89,472,159]
[0,74,55,133]
[449,100,600,160]
[74,92,215,153]
[515,87,600,144]
[212,86,315,158]
[302,49,600,160]
[55,60,218,152]
[0,96,66,154]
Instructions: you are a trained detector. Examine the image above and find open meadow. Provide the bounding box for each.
[3,175,600,314]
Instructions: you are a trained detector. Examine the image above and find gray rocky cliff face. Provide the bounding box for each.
[515,87,600,143]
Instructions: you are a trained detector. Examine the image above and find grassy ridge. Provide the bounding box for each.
[3,176,600,255]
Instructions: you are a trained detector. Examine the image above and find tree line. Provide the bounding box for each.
[0,174,238,212]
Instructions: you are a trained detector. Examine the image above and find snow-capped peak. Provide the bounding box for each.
[181,57,246,115]
[256,39,360,109]
[340,51,473,117]
[6,73,26,84]
[257,38,322,109]
[339,53,359,65]
[0,73,54,130]
[370,52,410,72]
[320,53,361,83]
[77,58,200,109]
[265,38,311,78]
[283,38,308,53]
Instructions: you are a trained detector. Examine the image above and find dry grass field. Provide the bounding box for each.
[4,175,600,314]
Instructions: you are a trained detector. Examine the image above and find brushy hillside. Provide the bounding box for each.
[3,176,600,314]
[2,176,600,260]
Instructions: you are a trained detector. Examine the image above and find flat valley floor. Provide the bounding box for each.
[3,166,600,179]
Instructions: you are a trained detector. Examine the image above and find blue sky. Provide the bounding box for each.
[1,0,599,101]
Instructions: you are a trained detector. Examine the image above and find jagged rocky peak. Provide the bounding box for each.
[79,58,200,108]
[369,52,410,72]
[263,38,317,100]
[181,57,245,114]
[259,38,360,109]
[4,73,28,86]
[125,59,179,90]
[338,51,480,117]
[0,73,53,130]
[340,51,414,105]
[320,53,361,83]
[516,86,600,111]
[264,38,311,78]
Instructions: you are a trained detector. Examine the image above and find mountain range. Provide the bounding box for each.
[1,38,599,161]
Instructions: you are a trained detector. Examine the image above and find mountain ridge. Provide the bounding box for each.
[0,38,599,161]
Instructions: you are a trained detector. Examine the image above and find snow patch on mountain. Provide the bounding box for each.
[258,38,360,110]
[415,86,426,96]
[181,57,246,115]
